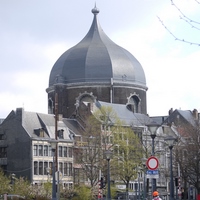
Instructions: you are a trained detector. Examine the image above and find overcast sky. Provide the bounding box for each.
[0,0,200,118]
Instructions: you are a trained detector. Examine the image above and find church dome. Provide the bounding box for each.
[49,6,147,90]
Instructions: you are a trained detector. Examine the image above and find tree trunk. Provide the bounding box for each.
[183,178,187,200]
[126,181,129,200]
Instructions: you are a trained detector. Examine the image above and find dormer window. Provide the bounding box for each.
[34,128,45,137]
[40,129,45,137]
[69,131,75,140]
[58,129,64,139]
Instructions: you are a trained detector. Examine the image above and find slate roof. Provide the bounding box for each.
[94,101,151,127]
[150,116,168,125]
[176,109,196,126]
[62,118,84,136]
[163,109,197,127]
[9,108,82,141]
[49,6,146,89]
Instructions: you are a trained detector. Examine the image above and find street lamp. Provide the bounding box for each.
[104,150,113,200]
[147,122,159,155]
[164,135,177,200]
[147,122,159,193]
[50,139,58,200]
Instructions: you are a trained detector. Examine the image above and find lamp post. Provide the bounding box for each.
[164,136,177,200]
[142,158,147,200]
[138,171,141,200]
[50,139,58,200]
[147,122,159,193]
[104,150,113,200]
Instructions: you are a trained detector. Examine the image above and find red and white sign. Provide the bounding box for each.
[146,156,159,170]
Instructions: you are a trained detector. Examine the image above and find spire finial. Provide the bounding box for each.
[91,3,99,15]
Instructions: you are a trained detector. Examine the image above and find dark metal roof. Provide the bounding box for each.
[49,6,146,89]
[164,109,196,127]
[95,101,150,126]
[17,109,79,140]
[62,118,84,136]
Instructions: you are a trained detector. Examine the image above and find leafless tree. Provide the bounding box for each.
[74,114,102,188]
[174,119,200,200]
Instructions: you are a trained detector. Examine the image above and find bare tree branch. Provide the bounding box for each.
[157,16,200,46]
[194,0,200,4]
[171,0,200,25]
[179,16,200,31]
[158,0,200,46]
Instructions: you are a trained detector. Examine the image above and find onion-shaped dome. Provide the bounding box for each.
[49,6,146,90]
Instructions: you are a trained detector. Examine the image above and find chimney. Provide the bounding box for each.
[192,109,198,120]
[58,114,63,121]
[16,108,24,123]
[168,108,173,115]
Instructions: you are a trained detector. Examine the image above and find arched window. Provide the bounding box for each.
[48,98,54,114]
[76,92,96,109]
[126,94,141,113]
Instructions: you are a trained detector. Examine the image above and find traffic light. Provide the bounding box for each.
[175,177,178,187]
[100,177,106,189]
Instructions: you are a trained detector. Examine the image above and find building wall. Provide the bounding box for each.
[0,111,32,180]
[32,140,73,186]
[47,83,147,118]
[0,109,75,186]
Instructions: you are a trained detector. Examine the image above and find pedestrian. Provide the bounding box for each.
[152,191,162,200]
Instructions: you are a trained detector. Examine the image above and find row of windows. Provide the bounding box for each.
[33,145,73,157]
[34,161,73,176]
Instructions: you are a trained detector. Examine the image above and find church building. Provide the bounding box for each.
[46,6,148,119]
[1,5,197,198]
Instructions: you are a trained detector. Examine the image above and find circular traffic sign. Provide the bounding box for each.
[146,156,159,170]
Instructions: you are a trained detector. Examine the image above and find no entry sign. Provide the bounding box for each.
[146,156,159,170]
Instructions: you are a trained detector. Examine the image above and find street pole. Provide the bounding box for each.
[138,172,141,200]
[169,145,174,200]
[151,134,156,193]
[164,135,177,200]
[104,150,112,200]
[52,149,57,200]
[143,171,146,200]
[107,158,111,200]
[135,183,138,200]
[147,122,159,194]
[50,140,58,200]
[142,158,147,200]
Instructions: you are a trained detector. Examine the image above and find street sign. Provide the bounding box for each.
[147,170,159,175]
[146,170,159,178]
[146,156,159,170]
[55,171,63,181]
